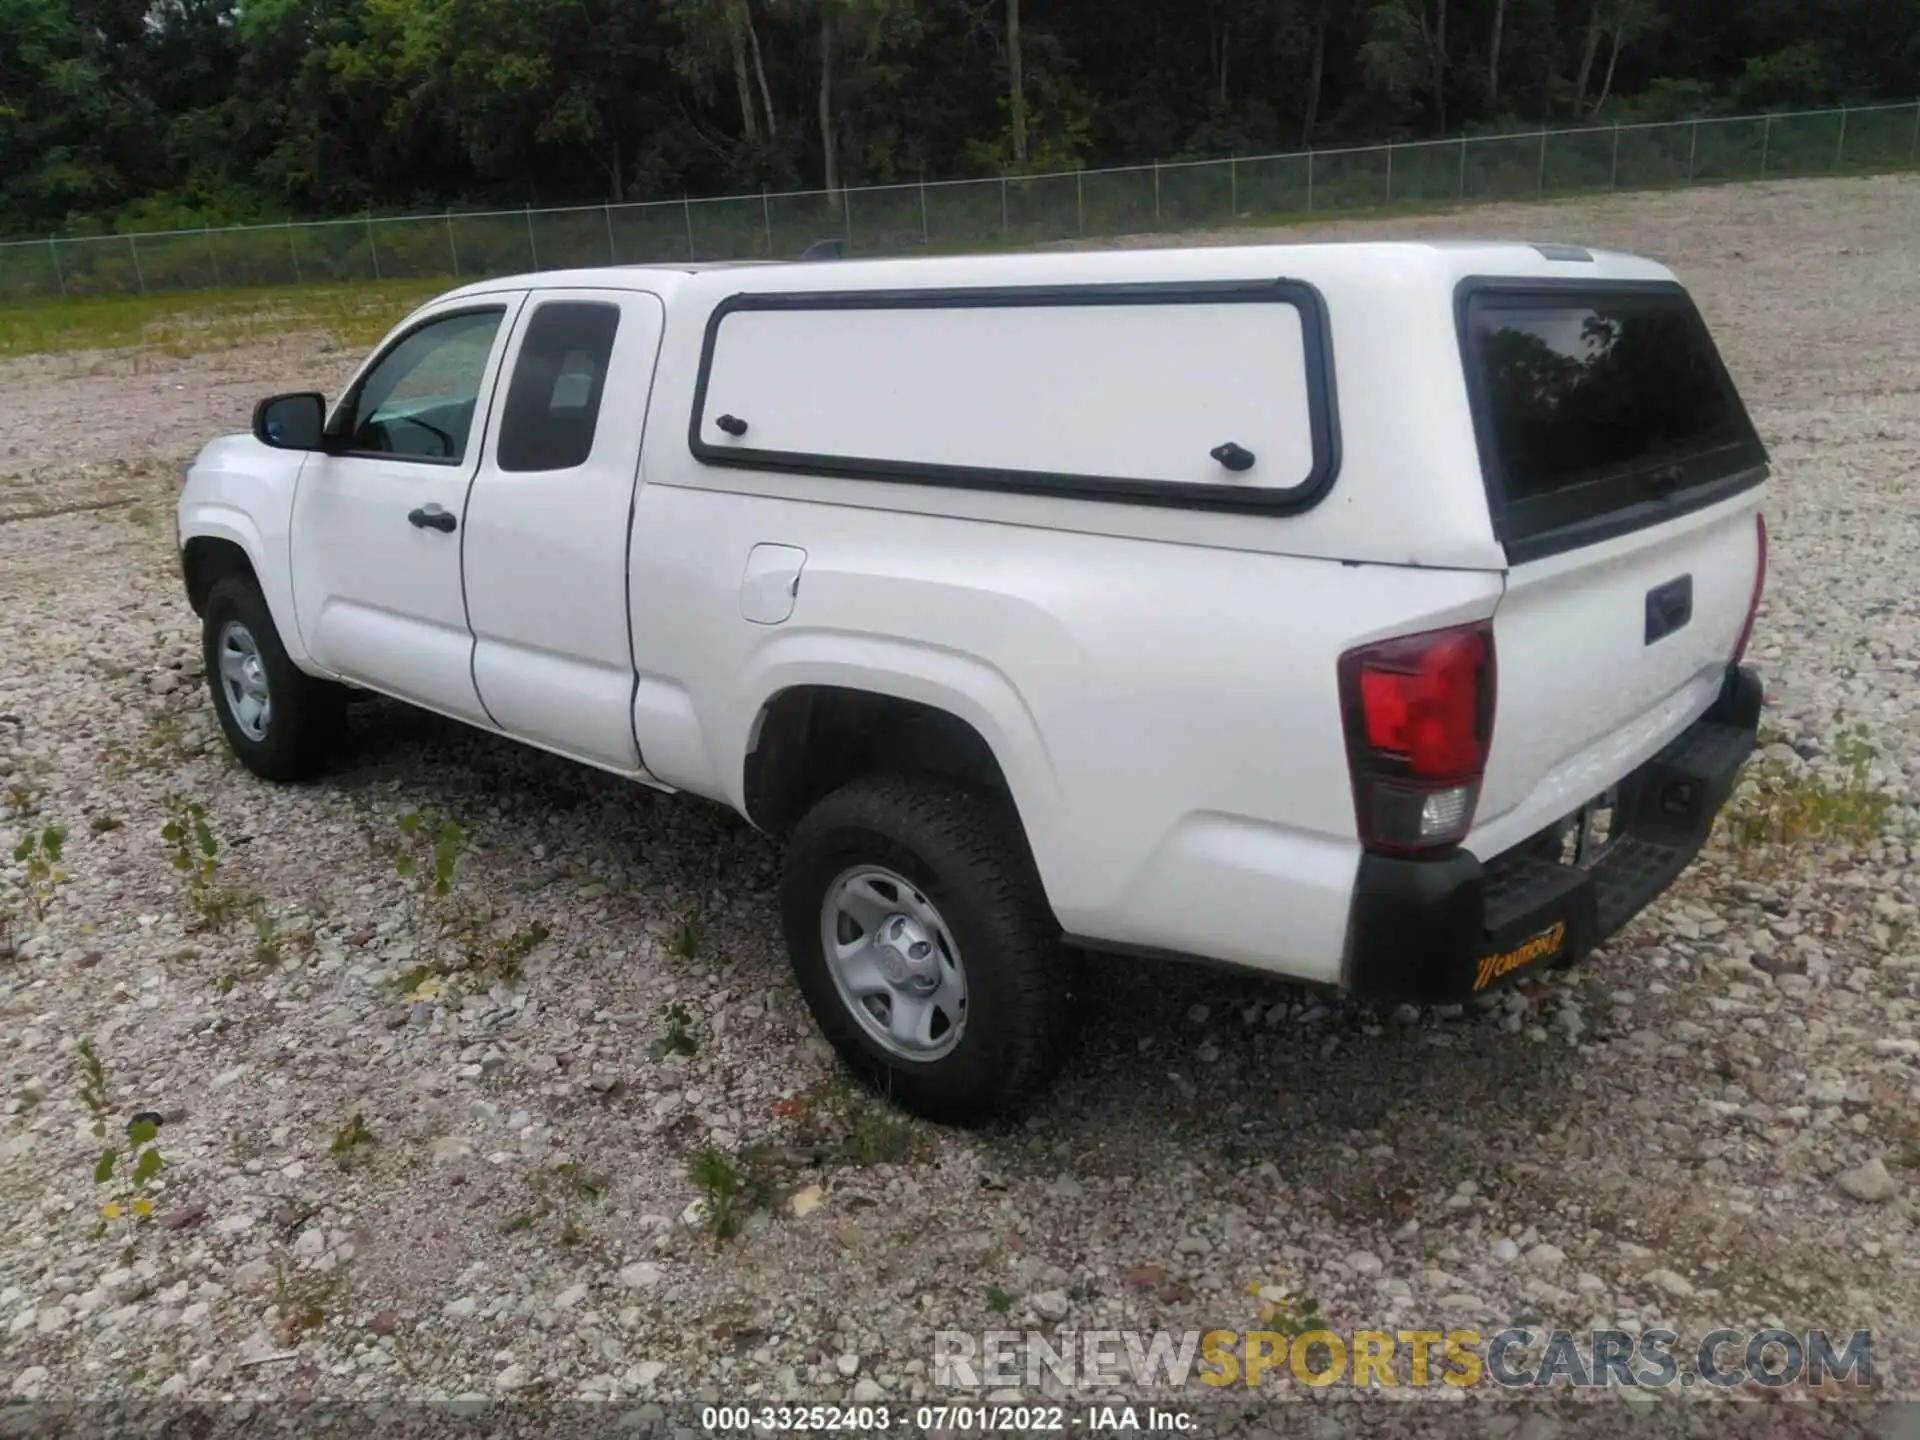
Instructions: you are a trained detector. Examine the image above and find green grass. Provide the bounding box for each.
[1720,726,1891,854]
[0,197,1405,360]
[7,147,1915,363]
[0,278,450,359]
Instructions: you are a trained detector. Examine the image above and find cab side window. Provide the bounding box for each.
[497,302,623,473]
[344,308,504,463]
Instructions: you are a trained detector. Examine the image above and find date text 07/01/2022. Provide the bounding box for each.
[701,1404,1196,1432]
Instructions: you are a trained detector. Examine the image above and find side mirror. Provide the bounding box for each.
[252,392,328,451]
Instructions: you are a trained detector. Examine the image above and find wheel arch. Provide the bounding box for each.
[179,509,316,670]
[729,638,1058,834]
[182,535,258,615]
[744,685,1023,838]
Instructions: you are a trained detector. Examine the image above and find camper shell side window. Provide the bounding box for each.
[687,279,1342,515]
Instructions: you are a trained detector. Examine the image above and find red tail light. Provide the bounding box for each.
[1338,623,1496,854]
[1731,512,1767,666]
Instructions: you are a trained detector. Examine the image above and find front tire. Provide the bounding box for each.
[779,775,1069,1125]
[202,576,342,782]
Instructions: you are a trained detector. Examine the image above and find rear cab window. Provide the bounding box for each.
[498,301,623,473]
[1459,281,1768,560]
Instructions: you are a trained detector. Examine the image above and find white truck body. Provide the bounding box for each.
[178,239,1768,1119]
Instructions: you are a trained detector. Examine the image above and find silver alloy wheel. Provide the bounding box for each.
[216,620,272,742]
[820,865,969,1062]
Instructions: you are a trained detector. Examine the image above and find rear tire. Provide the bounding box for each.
[779,775,1070,1125]
[202,576,342,782]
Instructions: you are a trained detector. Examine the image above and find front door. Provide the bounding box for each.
[289,297,524,726]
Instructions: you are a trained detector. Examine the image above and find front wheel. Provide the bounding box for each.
[202,576,342,782]
[779,775,1070,1125]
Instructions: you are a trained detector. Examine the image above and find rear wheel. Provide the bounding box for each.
[779,775,1069,1125]
[202,576,342,782]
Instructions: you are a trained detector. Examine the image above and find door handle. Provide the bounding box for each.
[408,505,457,534]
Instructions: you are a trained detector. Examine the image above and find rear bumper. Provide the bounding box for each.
[1343,664,1760,1005]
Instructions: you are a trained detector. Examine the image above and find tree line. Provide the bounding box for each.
[2,0,1915,237]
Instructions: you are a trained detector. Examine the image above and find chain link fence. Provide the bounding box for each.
[3,102,1916,304]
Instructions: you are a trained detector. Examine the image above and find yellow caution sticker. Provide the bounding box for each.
[1473,921,1567,992]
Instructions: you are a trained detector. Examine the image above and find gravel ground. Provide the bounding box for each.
[3,173,1919,1434]
[0,336,360,524]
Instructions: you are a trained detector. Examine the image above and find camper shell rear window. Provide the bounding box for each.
[1458,278,1768,562]
[688,280,1340,514]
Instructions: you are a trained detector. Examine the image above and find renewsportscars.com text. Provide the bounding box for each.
[933,1327,1873,1391]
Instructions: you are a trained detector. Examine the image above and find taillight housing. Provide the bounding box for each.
[1338,622,1497,854]
[1731,512,1767,666]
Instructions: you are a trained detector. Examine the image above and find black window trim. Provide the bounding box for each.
[1454,275,1770,565]
[495,297,625,475]
[326,303,511,468]
[687,278,1342,515]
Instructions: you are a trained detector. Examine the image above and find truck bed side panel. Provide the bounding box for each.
[629,485,1502,981]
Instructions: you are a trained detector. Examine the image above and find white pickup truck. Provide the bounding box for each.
[177,241,1767,1122]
